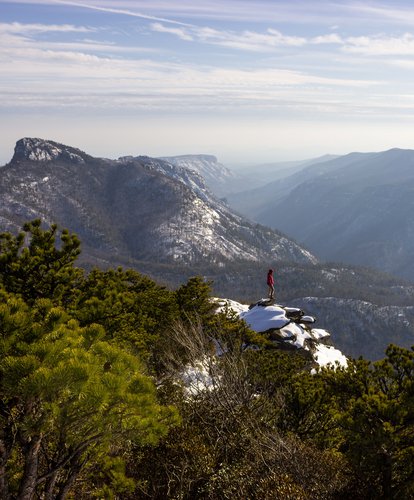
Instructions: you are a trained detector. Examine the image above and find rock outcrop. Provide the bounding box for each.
[217,298,347,369]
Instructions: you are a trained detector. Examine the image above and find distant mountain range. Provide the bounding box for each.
[233,154,339,185]
[2,138,414,361]
[226,149,414,281]
[157,155,341,199]
[0,138,316,270]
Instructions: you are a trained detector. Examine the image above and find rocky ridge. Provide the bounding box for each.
[0,138,317,268]
[11,137,93,164]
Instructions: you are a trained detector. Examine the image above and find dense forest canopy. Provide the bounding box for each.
[1,220,414,499]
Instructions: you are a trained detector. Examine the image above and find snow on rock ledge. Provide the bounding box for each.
[216,298,347,369]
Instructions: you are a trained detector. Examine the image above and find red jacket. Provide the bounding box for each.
[267,271,274,286]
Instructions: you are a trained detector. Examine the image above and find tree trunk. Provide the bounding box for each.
[381,451,392,500]
[55,468,81,500]
[55,451,83,500]
[44,470,58,500]
[56,472,79,500]
[17,436,42,500]
[0,439,10,500]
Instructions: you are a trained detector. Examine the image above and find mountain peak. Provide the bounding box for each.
[11,138,89,164]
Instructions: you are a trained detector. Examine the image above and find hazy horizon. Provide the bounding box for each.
[3,0,414,166]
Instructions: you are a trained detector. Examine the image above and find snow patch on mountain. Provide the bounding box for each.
[160,154,235,184]
[313,344,348,368]
[181,358,214,395]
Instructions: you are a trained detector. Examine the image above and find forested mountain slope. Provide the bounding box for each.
[0,138,316,267]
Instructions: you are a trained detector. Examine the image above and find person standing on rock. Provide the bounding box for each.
[267,269,275,300]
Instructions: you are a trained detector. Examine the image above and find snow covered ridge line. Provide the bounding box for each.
[214,297,347,370]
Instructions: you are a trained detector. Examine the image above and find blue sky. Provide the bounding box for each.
[2,0,414,165]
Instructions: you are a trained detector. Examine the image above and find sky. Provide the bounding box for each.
[3,0,414,166]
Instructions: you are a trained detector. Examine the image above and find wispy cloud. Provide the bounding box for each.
[0,22,155,55]
[312,33,343,45]
[50,0,195,26]
[150,23,308,52]
[0,30,380,115]
[392,59,414,69]
[3,0,371,24]
[7,0,414,29]
[0,38,375,88]
[347,3,414,25]
[0,21,95,34]
[343,33,414,56]
[151,23,194,42]
[148,19,414,60]
[0,17,385,117]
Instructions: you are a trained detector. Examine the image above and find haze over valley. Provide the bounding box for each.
[226,148,414,282]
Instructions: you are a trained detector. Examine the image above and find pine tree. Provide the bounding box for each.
[176,276,215,323]
[71,267,179,364]
[0,294,178,499]
[332,346,414,498]
[0,219,82,304]
[0,222,179,498]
